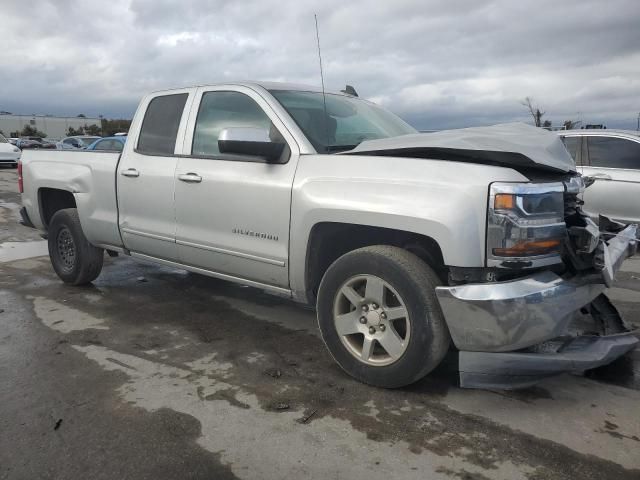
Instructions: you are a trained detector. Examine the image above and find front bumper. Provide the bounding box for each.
[458,332,638,389]
[0,151,20,164]
[435,224,638,389]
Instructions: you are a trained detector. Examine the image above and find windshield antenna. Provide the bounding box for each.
[314,14,330,153]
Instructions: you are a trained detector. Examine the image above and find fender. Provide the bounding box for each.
[288,154,529,301]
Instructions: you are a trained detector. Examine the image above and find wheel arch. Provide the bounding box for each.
[302,222,446,305]
[38,187,77,228]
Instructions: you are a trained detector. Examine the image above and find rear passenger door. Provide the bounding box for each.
[117,89,194,261]
[581,135,640,223]
[173,86,300,289]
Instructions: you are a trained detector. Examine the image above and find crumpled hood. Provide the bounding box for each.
[345,122,575,173]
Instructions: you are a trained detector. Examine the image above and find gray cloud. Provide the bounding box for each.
[1,0,639,129]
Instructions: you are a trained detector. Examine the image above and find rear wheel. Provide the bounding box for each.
[317,245,450,388]
[48,208,104,285]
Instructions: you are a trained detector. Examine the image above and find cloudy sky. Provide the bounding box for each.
[1,0,639,130]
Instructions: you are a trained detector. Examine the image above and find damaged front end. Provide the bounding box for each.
[436,175,639,389]
[564,176,637,288]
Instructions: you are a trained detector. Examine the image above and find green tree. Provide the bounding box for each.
[67,126,85,136]
[100,118,132,136]
[563,120,581,130]
[84,124,101,136]
[16,124,47,138]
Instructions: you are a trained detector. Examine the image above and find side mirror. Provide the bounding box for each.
[218,127,285,163]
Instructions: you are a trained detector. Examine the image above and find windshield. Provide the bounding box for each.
[0,133,7,143]
[81,137,101,145]
[269,90,416,153]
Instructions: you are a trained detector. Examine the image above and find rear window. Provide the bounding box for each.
[137,93,188,155]
[587,136,640,169]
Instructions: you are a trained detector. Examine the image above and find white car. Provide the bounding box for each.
[559,130,640,224]
[0,133,21,167]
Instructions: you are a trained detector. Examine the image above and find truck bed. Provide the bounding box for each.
[20,149,123,249]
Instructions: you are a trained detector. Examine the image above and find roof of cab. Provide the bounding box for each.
[149,81,348,96]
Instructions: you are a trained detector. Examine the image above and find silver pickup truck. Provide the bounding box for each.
[19,82,639,389]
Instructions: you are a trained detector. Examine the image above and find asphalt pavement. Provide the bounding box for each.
[1,168,639,480]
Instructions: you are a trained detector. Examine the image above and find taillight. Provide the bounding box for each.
[18,161,23,193]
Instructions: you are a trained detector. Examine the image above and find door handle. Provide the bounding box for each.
[121,168,140,178]
[178,173,202,183]
[590,173,612,180]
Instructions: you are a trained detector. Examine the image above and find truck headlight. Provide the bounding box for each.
[487,182,565,268]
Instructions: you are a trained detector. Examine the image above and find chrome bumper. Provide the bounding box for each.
[458,332,638,389]
[436,224,637,352]
[435,224,638,388]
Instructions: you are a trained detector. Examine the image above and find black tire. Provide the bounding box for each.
[48,208,104,285]
[317,245,450,388]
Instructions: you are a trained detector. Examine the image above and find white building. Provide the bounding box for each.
[0,114,102,140]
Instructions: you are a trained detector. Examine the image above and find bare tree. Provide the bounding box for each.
[521,97,545,127]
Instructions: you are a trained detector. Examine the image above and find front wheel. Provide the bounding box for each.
[317,245,450,388]
[48,208,104,285]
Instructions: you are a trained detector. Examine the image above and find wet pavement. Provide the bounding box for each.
[1,168,639,480]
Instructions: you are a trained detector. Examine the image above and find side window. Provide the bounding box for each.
[192,91,274,157]
[587,137,640,169]
[63,138,75,145]
[137,93,188,155]
[561,136,580,164]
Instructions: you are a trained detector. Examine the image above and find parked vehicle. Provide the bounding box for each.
[16,138,43,149]
[86,136,127,152]
[19,82,639,390]
[39,139,58,149]
[0,133,21,167]
[57,136,101,150]
[8,138,19,146]
[559,130,640,224]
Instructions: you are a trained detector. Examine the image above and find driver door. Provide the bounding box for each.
[173,86,300,288]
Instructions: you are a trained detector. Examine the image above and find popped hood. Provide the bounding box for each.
[345,123,576,174]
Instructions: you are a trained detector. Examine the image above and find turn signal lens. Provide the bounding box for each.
[494,194,515,210]
[493,239,562,257]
